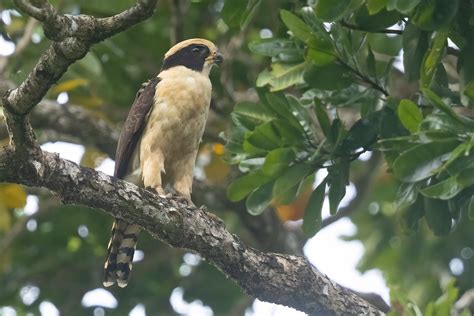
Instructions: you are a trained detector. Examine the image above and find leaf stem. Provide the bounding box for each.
[337,58,390,97]
[340,21,403,35]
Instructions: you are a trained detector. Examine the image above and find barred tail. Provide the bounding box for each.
[103,219,140,288]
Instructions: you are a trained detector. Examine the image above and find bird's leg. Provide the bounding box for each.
[171,153,195,205]
[141,152,166,197]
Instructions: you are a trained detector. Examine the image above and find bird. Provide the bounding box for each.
[103,38,223,288]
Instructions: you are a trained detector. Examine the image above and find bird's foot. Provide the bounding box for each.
[172,193,193,206]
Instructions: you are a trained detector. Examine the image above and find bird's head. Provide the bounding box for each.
[161,38,223,76]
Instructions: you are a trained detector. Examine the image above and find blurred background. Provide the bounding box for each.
[0,0,473,315]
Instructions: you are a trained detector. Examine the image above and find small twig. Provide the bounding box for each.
[340,21,403,35]
[338,58,390,97]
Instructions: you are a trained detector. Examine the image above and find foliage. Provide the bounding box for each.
[226,0,474,239]
[223,0,474,311]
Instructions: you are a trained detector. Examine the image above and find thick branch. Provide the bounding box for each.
[5,0,157,115]
[0,148,384,316]
[29,100,120,158]
[13,0,158,42]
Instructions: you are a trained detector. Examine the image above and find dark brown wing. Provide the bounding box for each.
[114,77,160,179]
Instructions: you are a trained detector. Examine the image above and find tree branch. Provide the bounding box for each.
[0,148,384,315]
[5,0,157,115]
[13,0,158,42]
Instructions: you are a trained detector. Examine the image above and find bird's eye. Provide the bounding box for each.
[192,45,205,53]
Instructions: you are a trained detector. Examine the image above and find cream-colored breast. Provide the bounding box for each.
[138,66,212,173]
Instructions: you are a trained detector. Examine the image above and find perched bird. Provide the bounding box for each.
[103,38,223,288]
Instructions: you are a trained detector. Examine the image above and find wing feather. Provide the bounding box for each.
[114,77,160,179]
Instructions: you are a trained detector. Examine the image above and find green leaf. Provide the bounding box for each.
[327,118,347,145]
[354,7,401,31]
[468,196,474,220]
[458,44,474,106]
[367,0,387,14]
[421,29,448,89]
[304,63,353,91]
[249,39,299,57]
[340,117,378,151]
[272,119,304,146]
[314,101,331,138]
[246,182,274,215]
[316,0,362,22]
[433,143,469,175]
[265,93,304,132]
[262,148,296,177]
[233,102,276,124]
[420,176,463,200]
[245,122,281,150]
[424,197,452,236]
[455,164,474,187]
[316,0,351,21]
[227,171,270,202]
[305,48,336,66]
[327,161,349,214]
[402,22,429,80]
[422,89,474,127]
[397,100,423,133]
[273,163,312,203]
[303,180,327,237]
[392,141,460,182]
[396,183,418,210]
[280,10,312,42]
[412,0,460,31]
[366,45,377,79]
[389,0,421,14]
[265,63,307,91]
[399,195,425,233]
[367,33,402,56]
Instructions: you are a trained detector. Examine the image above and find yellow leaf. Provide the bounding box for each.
[0,184,27,209]
[51,78,89,94]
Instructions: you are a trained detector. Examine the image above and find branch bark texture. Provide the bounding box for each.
[0,1,385,315]
[0,148,383,315]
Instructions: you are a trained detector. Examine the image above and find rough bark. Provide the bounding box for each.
[0,148,383,316]
[0,1,385,315]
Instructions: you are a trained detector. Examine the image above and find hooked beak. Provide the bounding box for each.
[213,52,223,65]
